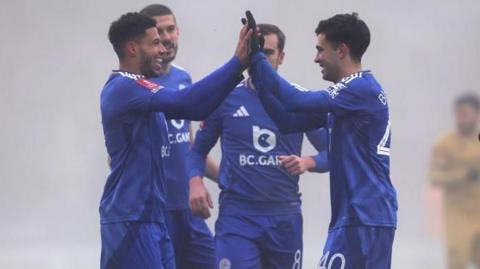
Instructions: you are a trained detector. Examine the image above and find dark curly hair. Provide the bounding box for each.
[315,13,370,62]
[108,12,156,59]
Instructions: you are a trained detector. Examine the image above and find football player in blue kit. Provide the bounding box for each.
[99,12,253,269]
[187,23,329,269]
[246,12,398,269]
[139,4,219,269]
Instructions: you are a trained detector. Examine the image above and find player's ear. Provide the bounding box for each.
[337,43,349,60]
[176,25,180,36]
[125,41,139,57]
[278,50,285,65]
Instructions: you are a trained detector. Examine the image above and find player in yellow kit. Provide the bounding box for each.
[430,93,480,269]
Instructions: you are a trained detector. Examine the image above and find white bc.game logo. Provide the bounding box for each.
[170,119,185,130]
[252,125,276,153]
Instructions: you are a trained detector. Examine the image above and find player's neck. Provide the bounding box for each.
[118,61,142,76]
[457,127,477,138]
[159,63,171,74]
[338,62,363,82]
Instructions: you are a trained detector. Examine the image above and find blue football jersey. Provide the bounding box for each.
[250,53,398,229]
[187,81,328,215]
[151,64,193,210]
[322,72,397,229]
[99,56,244,224]
[100,72,171,223]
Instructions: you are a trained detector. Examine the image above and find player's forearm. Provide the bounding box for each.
[204,156,219,183]
[186,128,218,179]
[305,128,329,152]
[250,52,332,113]
[257,81,327,133]
[156,57,244,120]
[186,148,207,179]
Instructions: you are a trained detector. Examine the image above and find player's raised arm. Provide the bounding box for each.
[151,25,252,120]
[107,13,253,121]
[250,52,333,113]
[255,79,328,132]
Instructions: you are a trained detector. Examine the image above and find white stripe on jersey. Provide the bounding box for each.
[341,72,363,84]
[171,63,187,71]
[290,82,310,92]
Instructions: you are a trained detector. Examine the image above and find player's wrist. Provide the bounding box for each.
[189,176,205,187]
[304,156,317,172]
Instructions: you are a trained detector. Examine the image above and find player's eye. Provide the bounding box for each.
[263,49,274,55]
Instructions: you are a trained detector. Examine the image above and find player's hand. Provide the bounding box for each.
[189,176,214,219]
[279,155,316,176]
[234,24,253,68]
[241,10,264,52]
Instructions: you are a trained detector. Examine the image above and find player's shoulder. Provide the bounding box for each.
[171,63,192,79]
[341,71,376,91]
[103,71,138,92]
[107,71,162,93]
[434,131,458,147]
[343,71,388,102]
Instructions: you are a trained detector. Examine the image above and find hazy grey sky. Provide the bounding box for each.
[0,0,479,268]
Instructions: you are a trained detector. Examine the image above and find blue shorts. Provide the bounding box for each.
[215,213,303,269]
[318,226,395,269]
[101,221,175,269]
[165,209,216,269]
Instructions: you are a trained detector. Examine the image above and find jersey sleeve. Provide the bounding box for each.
[305,128,329,173]
[250,52,367,117]
[311,151,329,173]
[113,57,243,120]
[257,83,327,133]
[321,80,370,116]
[186,107,223,179]
[154,57,243,120]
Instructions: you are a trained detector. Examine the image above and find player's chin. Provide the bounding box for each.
[144,67,161,78]
[160,53,175,64]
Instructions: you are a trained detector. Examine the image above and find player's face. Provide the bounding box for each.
[153,15,179,65]
[314,33,341,83]
[455,104,479,135]
[138,27,165,78]
[262,34,284,71]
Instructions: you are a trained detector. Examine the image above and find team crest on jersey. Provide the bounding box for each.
[326,82,346,99]
[136,79,163,93]
[219,258,231,269]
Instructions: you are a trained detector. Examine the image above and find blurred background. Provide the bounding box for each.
[1,0,479,268]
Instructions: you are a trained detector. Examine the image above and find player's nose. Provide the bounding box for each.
[158,43,167,54]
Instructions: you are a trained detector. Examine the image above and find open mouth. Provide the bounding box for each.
[154,58,163,69]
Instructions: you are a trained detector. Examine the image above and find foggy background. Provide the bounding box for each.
[1,0,479,268]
